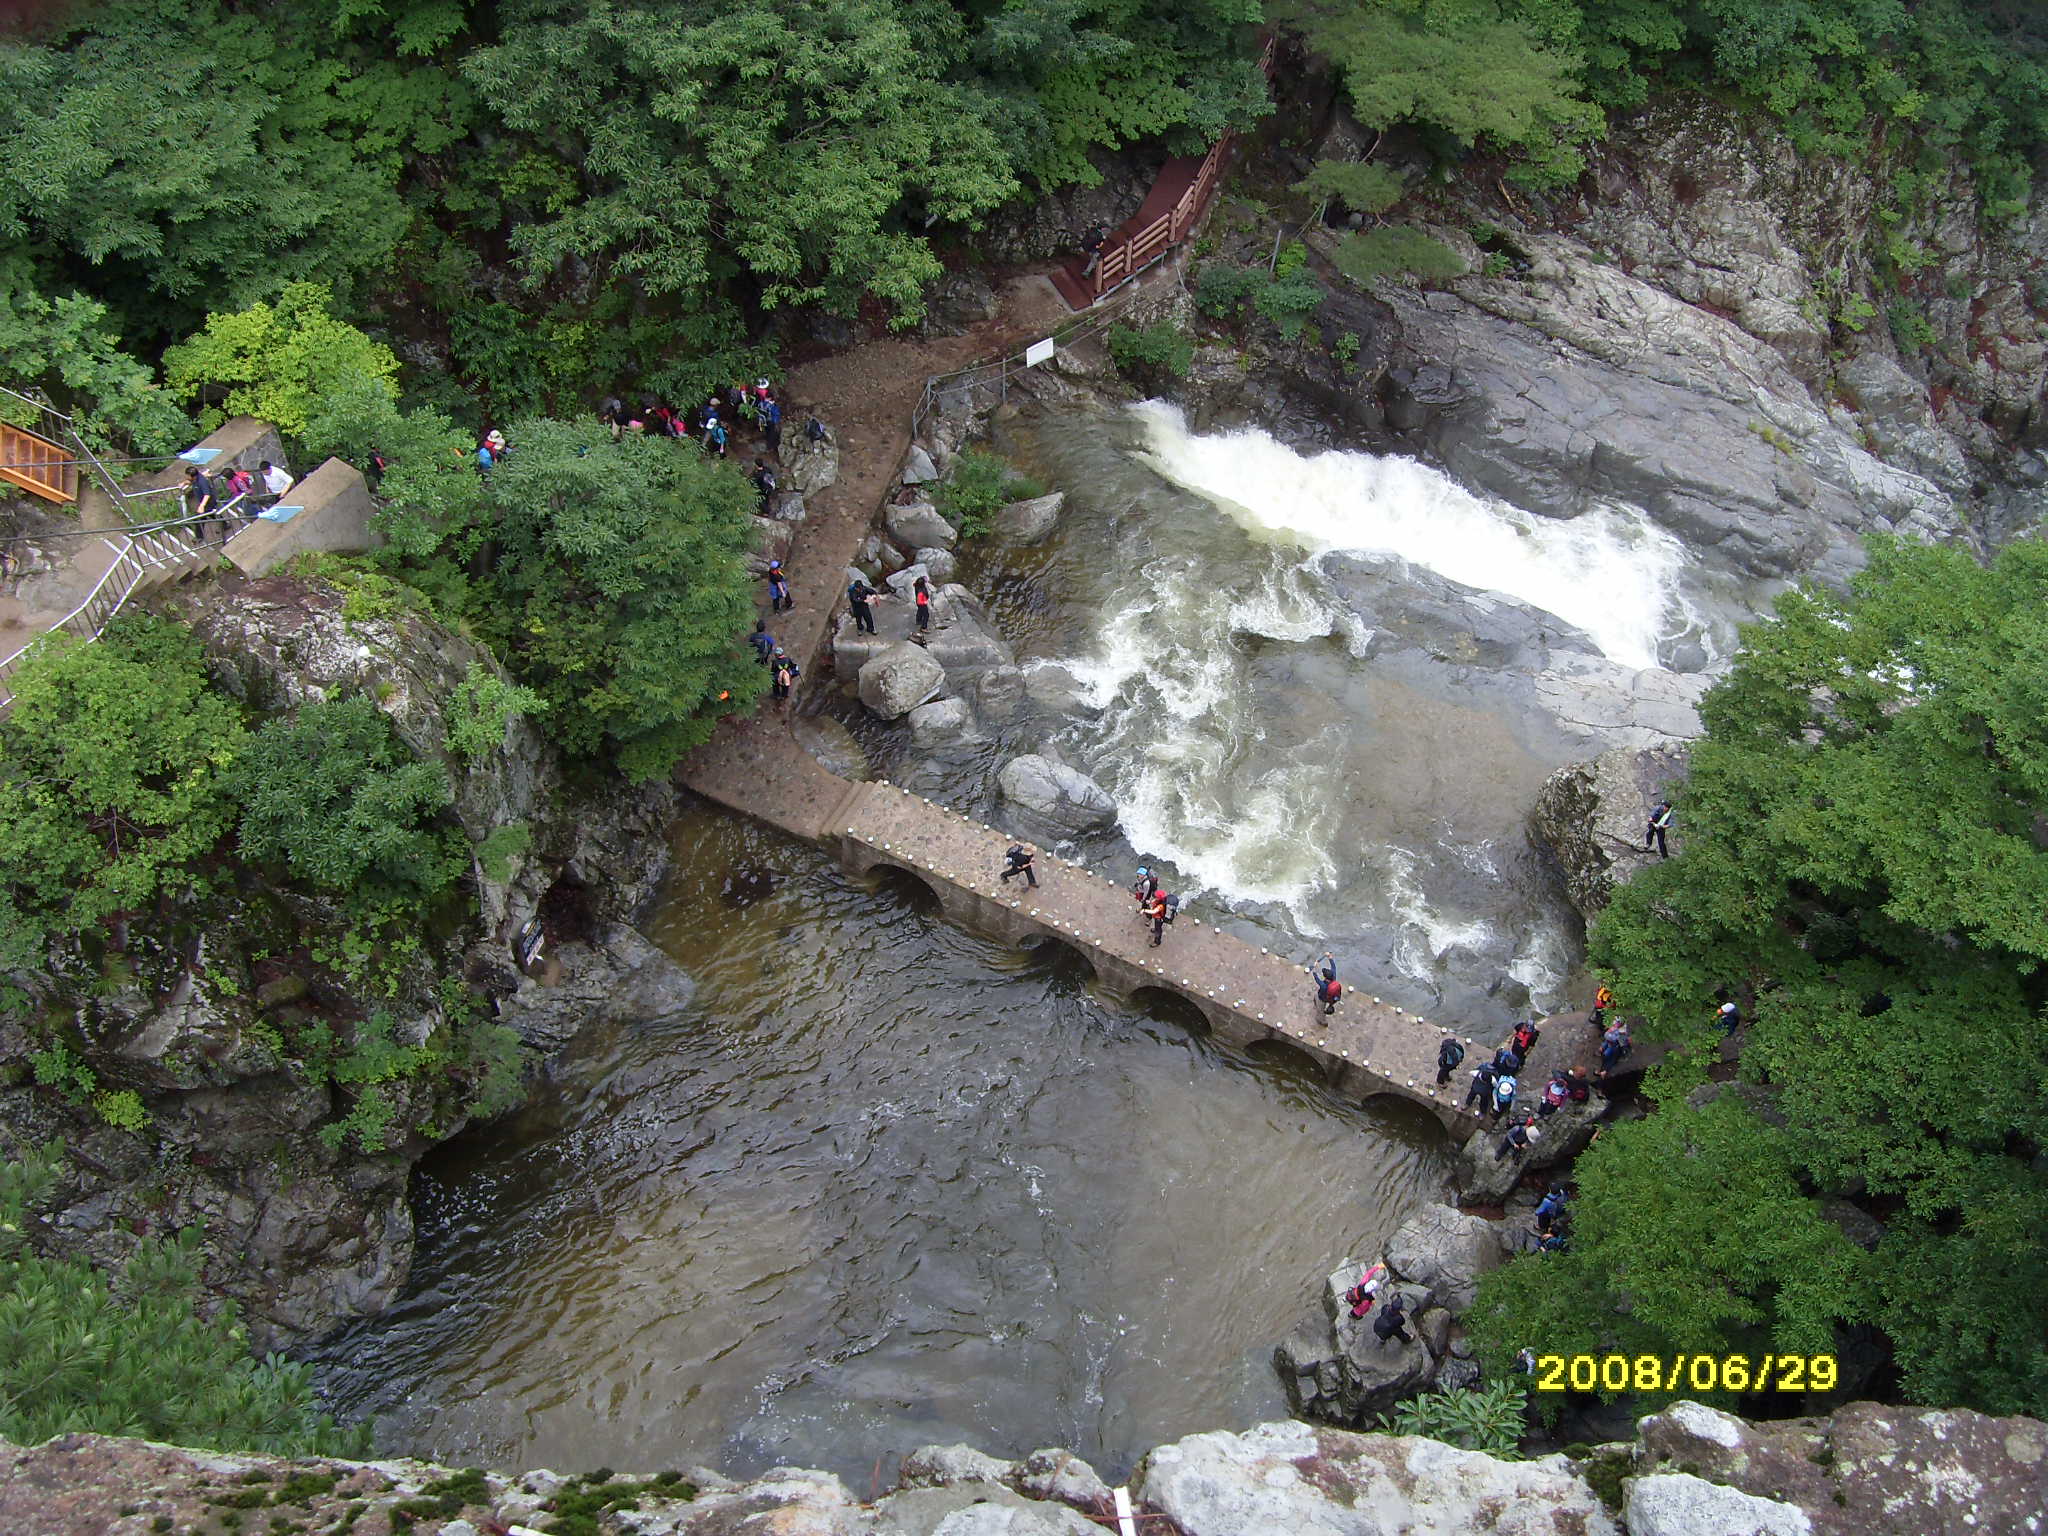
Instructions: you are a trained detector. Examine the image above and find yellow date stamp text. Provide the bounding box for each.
[1532,1353,1838,1394]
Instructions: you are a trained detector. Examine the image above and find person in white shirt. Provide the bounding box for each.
[259,460,294,500]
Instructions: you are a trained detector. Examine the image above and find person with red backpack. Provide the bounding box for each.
[1512,1019,1540,1058]
[1145,887,1170,947]
[1308,952,1341,1018]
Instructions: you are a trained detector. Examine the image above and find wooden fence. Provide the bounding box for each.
[0,419,77,504]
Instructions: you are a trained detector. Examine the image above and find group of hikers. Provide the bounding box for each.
[593,379,784,458]
[180,458,298,540]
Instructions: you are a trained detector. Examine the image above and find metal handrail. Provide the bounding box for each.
[910,284,1156,439]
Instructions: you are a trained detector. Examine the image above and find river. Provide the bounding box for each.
[312,397,1755,1481]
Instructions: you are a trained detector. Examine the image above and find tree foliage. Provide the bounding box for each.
[0,1145,361,1455]
[479,422,768,780]
[164,283,403,438]
[1478,538,2048,1418]
[0,620,245,969]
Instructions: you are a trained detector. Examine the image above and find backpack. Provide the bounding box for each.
[1494,1075,1518,1104]
[1439,1039,1465,1070]
[805,416,828,442]
[1322,978,1341,1002]
[1162,893,1181,922]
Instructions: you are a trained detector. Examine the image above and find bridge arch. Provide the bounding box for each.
[863,861,944,915]
[1126,984,1213,1037]
[1244,1034,1329,1080]
[1017,931,1099,984]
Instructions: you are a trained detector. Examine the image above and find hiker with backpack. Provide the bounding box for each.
[1597,1020,1631,1078]
[1512,1019,1540,1059]
[1435,1036,1466,1086]
[1490,1071,1518,1122]
[1464,1060,1498,1113]
[761,393,783,456]
[999,843,1038,889]
[1534,1186,1568,1235]
[1313,970,1342,1019]
[1565,1066,1591,1103]
[1371,1290,1412,1346]
[1492,1042,1524,1077]
[1591,984,1614,1030]
[766,559,792,614]
[1495,1115,1540,1162]
[1717,999,1742,1036]
[1537,1071,1570,1117]
[703,413,729,458]
[751,457,778,514]
[1145,887,1171,947]
[846,576,881,635]
[769,648,800,705]
[749,620,777,666]
[1645,797,1675,858]
[1132,867,1159,917]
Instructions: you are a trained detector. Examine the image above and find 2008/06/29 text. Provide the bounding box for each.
[1533,1354,1838,1394]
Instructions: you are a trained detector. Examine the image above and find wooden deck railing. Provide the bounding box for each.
[0,419,78,504]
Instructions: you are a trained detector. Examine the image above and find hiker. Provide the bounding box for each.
[1000,843,1038,888]
[751,457,778,514]
[766,559,792,614]
[1145,887,1170,948]
[1537,1071,1570,1117]
[1132,867,1159,915]
[1537,1228,1569,1254]
[1314,970,1342,1020]
[760,393,783,456]
[598,395,625,440]
[475,438,498,475]
[913,574,932,633]
[749,620,777,666]
[1342,1267,1384,1318]
[1489,1071,1518,1122]
[1597,1021,1631,1079]
[1534,1186,1568,1235]
[1463,1061,1498,1113]
[259,460,294,501]
[805,415,830,444]
[845,576,882,635]
[1079,224,1108,278]
[770,648,800,705]
[1717,999,1742,1036]
[1645,797,1675,858]
[1591,984,1614,1030]
[182,465,217,540]
[1512,1019,1540,1059]
[1492,1043,1524,1077]
[1565,1066,1591,1104]
[704,413,729,458]
[1435,1036,1466,1086]
[1495,1115,1540,1162]
[1371,1290,1412,1346]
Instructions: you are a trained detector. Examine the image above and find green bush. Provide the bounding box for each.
[1107,320,1195,379]
[1255,242,1324,340]
[1193,262,1265,319]
[0,1146,363,1455]
[1331,227,1469,286]
[445,662,546,764]
[1292,159,1405,221]
[934,446,1042,539]
[1380,1380,1528,1456]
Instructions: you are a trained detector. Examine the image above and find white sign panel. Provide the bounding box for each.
[1024,337,1056,368]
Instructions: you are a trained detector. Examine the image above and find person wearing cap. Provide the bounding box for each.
[760,390,782,455]
[1131,866,1158,918]
[1717,999,1741,1036]
[999,842,1038,888]
[766,558,791,614]
[769,647,800,704]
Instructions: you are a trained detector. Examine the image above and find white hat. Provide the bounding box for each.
[485,430,505,447]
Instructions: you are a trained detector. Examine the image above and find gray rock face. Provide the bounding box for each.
[836,578,1015,685]
[859,642,947,719]
[973,665,1027,722]
[749,515,795,575]
[1529,744,1692,919]
[1383,1204,1509,1313]
[914,546,959,582]
[997,753,1117,841]
[887,499,960,550]
[1136,1420,1621,1536]
[1624,1473,1811,1536]
[1456,1095,1605,1204]
[909,696,977,745]
[991,491,1065,545]
[1276,1259,1440,1426]
[1635,1399,2048,1536]
[1010,1449,1110,1511]
[781,427,840,494]
[494,924,694,1051]
[901,444,941,484]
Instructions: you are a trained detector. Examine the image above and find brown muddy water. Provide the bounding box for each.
[311,803,1456,1481]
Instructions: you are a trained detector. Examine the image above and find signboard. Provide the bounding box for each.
[257,503,304,524]
[1024,337,1056,368]
[178,447,222,464]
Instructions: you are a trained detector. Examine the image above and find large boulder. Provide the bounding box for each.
[909,696,978,746]
[914,546,959,582]
[1634,1399,2048,1536]
[997,753,1117,841]
[1136,1420,1620,1536]
[1529,744,1691,920]
[747,515,794,575]
[494,924,694,1051]
[858,642,947,720]
[900,444,941,484]
[833,578,1015,685]
[887,499,959,550]
[1275,1261,1439,1426]
[991,491,1064,545]
[1456,1095,1606,1204]
[1624,1474,1811,1536]
[781,427,839,493]
[1383,1204,1509,1312]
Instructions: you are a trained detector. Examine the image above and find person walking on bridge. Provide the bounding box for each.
[1435,1036,1466,1086]
[1000,843,1038,889]
[1132,867,1159,919]
[1145,887,1170,948]
[1464,1060,1498,1113]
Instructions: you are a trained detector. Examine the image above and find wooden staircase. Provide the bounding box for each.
[0,418,80,504]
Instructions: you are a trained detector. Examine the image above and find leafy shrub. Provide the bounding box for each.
[1292,159,1405,220]
[1331,227,1469,286]
[1193,262,1265,319]
[1888,299,1938,354]
[474,822,533,882]
[446,662,546,764]
[934,446,1042,539]
[1107,320,1194,379]
[94,1089,149,1132]
[1255,242,1324,340]
[1380,1380,1528,1456]
[0,1146,362,1455]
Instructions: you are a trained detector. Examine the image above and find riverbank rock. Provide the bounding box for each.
[1383,1203,1509,1312]
[1529,744,1692,920]
[991,491,1064,544]
[833,575,1016,684]
[914,545,958,582]
[887,498,959,550]
[997,753,1117,841]
[901,444,940,484]
[1275,1259,1439,1426]
[781,427,839,494]
[1136,1420,1620,1536]
[859,641,947,719]
[748,515,794,574]
[1624,1473,1811,1536]
[495,924,695,1051]
[909,696,977,745]
[1456,1095,1607,1204]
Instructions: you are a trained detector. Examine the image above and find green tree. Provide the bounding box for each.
[464,0,1020,322]
[0,1145,361,1454]
[479,421,768,780]
[0,620,246,969]
[1491,537,2048,1417]
[163,283,402,438]
[0,257,193,457]
[1292,158,1407,221]
[234,697,460,901]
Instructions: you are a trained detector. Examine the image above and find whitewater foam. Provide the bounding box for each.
[1132,400,1689,669]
